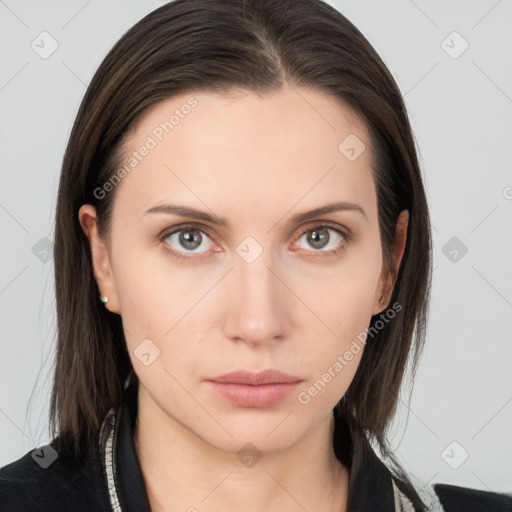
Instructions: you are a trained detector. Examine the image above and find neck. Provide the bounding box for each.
[133,385,349,512]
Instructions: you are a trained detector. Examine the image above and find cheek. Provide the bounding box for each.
[295,254,381,402]
[111,237,203,330]
[110,241,220,375]
[298,249,382,336]
[296,300,371,411]
[109,240,171,356]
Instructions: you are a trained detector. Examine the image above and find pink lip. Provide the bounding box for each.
[206,369,303,408]
[210,369,303,385]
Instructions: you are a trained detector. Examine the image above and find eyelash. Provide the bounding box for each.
[157,222,352,261]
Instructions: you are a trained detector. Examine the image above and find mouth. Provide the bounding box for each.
[206,369,303,408]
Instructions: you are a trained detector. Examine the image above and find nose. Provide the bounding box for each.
[222,247,291,348]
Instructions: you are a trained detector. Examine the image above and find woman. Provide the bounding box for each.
[0,0,510,510]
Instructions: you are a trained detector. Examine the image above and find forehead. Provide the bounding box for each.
[111,85,376,223]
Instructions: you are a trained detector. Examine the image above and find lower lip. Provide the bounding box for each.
[206,381,301,408]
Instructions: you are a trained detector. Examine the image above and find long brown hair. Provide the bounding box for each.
[50,0,431,503]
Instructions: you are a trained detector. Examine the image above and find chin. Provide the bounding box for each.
[191,407,315,456]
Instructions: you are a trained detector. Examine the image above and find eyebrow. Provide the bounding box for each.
[143,201,367,228]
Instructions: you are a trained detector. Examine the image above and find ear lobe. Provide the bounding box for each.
[78,204,119,313]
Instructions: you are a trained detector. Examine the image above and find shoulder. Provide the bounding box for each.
[0,438,111,512]
[432,483,512,512]
[391,476,512,512]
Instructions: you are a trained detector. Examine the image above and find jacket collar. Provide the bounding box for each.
[98,370,423,512]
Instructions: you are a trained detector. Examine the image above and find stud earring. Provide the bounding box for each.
[100,295,117,314]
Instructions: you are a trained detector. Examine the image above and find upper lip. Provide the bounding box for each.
[208,369,303,385]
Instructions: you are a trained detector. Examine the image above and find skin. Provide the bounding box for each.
[79,85,408,512]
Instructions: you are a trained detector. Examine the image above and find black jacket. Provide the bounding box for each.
[1,373,511,511]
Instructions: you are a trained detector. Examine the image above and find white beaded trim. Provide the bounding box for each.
[392,479,416,512]
[99,407,123,512]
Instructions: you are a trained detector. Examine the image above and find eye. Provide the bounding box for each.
[159,224,216,260]
[293,223,349,258]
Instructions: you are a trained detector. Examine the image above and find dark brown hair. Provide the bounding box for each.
[49,0,431,503]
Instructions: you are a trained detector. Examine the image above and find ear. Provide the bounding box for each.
[78,204,120,314]
[372,209,409,315]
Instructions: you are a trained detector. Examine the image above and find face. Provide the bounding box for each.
[79,85,407,454]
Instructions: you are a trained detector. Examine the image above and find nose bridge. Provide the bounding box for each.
[238,248,276,301]
[224,241,288,343]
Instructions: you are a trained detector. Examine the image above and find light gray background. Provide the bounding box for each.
[1,0,511,500]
